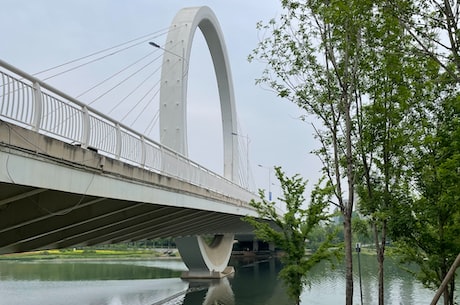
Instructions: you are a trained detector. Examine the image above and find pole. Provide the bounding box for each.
[258,164,272,200]
[246,134,249,187]
[356,243,363,305]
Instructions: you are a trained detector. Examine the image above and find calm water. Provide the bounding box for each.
[0,255,440,305]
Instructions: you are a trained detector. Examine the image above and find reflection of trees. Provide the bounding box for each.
[304,254,433,305]
[230,258,290,305]
[180,258,291,305]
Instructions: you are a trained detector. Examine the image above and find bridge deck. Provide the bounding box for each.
[0,121,257,254]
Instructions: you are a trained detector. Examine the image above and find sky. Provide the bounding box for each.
[0,0,323,200]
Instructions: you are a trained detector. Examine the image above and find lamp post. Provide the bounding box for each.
[257,164,272,201]
[356,243,364,305]
[149,41,188,76]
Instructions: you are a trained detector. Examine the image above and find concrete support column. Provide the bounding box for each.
[176,234,235,279]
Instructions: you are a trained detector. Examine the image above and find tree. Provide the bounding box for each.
[390,86,460,305]
[244,167,337,305]
[250,1,459,304]
[379,1,460,304]
[351,3,437,303]
[249,1,372,303]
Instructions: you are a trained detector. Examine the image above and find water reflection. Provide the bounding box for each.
[0,278,188,305]
[0,260,182,281]
[0,256,445,305]
[179,278,234,305]
[177,258,290,305]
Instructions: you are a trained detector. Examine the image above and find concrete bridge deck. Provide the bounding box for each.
[0,121,257,254]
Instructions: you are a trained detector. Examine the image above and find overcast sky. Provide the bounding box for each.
[0,0,323,199]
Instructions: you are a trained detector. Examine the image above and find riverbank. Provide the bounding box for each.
[0,245,380,262]
[0,248,179,261]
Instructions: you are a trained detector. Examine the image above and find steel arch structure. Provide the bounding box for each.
[159,6,241,278]
[159,6,239,183]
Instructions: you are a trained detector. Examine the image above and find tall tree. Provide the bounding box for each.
[249,1,371,303]
[382,1,460,304]
[353,3,432,304]
[244,167,337,305]
[390,83,460,305]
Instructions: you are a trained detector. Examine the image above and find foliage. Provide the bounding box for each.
[351,216,372,245]
[390,91,460,304]
[377,2,460,304]
[244,167,339,305]
[386,0,460,82]
[349,2,438,303]
[249,1,459,304]
[248,1,371,303]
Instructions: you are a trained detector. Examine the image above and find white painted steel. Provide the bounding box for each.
[175,234,235,277]
[159,6,239,182]
[0,59,254,204]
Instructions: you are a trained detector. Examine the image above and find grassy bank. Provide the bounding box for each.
[0,248,178,260]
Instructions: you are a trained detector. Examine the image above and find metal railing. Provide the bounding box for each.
[0,59,255,204]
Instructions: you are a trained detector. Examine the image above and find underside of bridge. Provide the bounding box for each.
[0,182,254,255]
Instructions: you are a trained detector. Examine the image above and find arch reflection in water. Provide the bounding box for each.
[165,277,235,305]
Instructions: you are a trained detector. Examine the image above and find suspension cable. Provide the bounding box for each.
[33,27,171,77]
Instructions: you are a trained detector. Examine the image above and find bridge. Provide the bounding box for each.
[0,6,263,278]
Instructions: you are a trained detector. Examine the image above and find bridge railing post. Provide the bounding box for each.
[81,106,90,149]
[32,82,43,132]
[140,136,146,167]
[115,123,121,160]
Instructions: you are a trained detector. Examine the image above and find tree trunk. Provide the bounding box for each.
[373,220,387,305]
[443,287,449,305]
[431,252,460,305]
[377,242,385,305]
[344,214,354,305]
[377,251,385,305]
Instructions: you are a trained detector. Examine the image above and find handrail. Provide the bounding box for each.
[430,252,460,305]
[0,59,255,204]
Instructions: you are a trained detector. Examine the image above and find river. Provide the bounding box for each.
[0,254,443,304]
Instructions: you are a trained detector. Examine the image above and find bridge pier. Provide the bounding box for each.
[176,234,235,279]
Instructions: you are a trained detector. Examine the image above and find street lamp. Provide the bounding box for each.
[148,41,188,77]
[258,164,272,201]
[148,41,161,48]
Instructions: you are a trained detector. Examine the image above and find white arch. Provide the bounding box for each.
[159,6,238,182]
[176,234,235,278]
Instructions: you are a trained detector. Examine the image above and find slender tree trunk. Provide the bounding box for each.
[378,248,384,305]
[373,220,387,305]
[442,263,450,305]
[431,253,460,305]
[443,287,449,305]
[344,212,354,305]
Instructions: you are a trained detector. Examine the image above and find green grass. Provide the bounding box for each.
[0,249,176,260]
